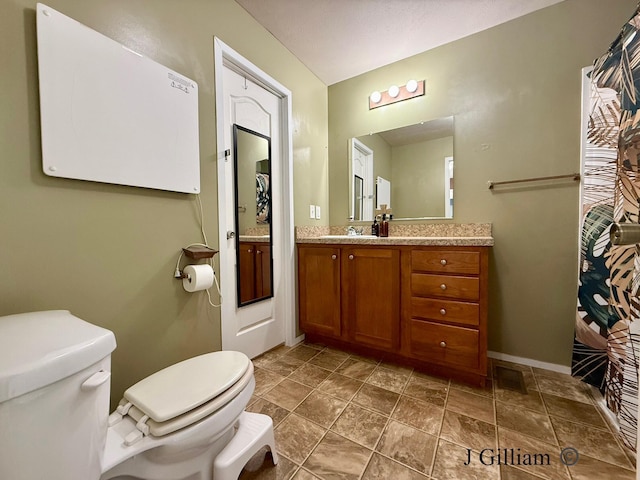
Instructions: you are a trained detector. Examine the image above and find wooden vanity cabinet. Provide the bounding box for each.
[297,243,489,385]
[342,247,400,350]
[298,245,342,337]
[401,246,489,382]
[297,244,400,350]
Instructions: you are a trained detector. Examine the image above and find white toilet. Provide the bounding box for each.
[0,310,278,480]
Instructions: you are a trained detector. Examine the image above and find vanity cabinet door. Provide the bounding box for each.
[238,242,256,304]
[342,247,400,351]
[298,245,342,337]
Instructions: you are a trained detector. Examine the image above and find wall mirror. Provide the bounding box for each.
[349,116,454,221]
[233,124,273,307]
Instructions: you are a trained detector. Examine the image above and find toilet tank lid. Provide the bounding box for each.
[0,310,117,403]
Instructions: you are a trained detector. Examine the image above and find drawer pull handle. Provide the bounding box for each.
[331,254,337,260]
[440,259,447,266]
[440,308,446,315]
[440,284,447,290]
[349,254,354,260]
[440,341,447,348]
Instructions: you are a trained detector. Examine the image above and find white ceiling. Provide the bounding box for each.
[235,0,566,85]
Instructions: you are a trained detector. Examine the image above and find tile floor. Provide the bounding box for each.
[239,342,636,480]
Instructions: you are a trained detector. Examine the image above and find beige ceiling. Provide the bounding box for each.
[235,0,566,85]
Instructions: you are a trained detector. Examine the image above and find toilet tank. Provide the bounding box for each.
[0,310,117,480]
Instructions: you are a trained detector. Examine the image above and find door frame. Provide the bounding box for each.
[214,37,300,350]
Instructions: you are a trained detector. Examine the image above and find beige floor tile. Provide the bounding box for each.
[347,352,380,364]
[562,452,635,480]
[411,369,449,384]
[440,410,497,453]
[335,358,376,381]
[450,378,494,398]
[287,363,332,388]
[550,416,633,468]
[274,414,326,464]
[496,401,556,444]
[500,464,547,479]
[352,383,399,415]
[367,366,410,393]
[285,345,321,362]
[542,393,606,428]
[253,367,286,396]
[291,468,321,480]
[392,395,443,435]
[261,356,305,377]
[378,360,414,375]
[493,384,545,413]
[303,431,372,480]
[403,376,448,407]
[431,438,500,479]
[308,350,349,370]
[293,391,346,428]
[376,420,437,474]
[247,398,290,427]
[497,427,570,479]
[316,372,363,401]
[263,378,313,410]
[331,403,388,449]
[361,452,428,479]
[446,387,495,424]
[533,375,592,404]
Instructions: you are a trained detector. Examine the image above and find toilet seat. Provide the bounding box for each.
[111,351,252,439]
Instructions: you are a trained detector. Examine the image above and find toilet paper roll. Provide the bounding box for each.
[182,264,214,292]
[610,223,640,245]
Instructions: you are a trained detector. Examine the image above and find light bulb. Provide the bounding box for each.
[406,79,418,93]
[370,91,382,103]
[388,85,400,98]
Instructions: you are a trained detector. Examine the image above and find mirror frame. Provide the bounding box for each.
[232,124,274,308]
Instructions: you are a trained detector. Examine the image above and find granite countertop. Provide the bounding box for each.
[295,223,494,247]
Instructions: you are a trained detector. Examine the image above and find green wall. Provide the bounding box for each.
[0,0,328,406]
[391,136,453,218]
[328,0,637,366]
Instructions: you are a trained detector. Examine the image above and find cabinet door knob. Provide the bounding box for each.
[349,254,354,260]
[440,284,447,290]
[440,341,447,348]
[248,249,253,253]
[257,250,262,254]
[440,259,447,266]
[440,308,446,315]
[331,254,337,260]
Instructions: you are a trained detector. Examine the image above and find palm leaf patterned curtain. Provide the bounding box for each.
[574,7,640,452]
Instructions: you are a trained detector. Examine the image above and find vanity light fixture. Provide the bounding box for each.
[369,80,425,109]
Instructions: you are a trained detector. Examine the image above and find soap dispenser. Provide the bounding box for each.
[380,214,389,237]
[371,217,379,236]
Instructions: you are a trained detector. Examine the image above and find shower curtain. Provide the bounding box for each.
[573,7,640,452]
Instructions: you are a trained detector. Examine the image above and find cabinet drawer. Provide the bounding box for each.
[411,273,479,301]
[409,319,479,369]
[412,250,479,275]
[411,297,479,327]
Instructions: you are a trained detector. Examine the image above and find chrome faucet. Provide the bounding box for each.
[347,226,364,236]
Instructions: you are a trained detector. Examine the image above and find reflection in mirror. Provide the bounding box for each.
[350,116,454,220]
[233,124,273,307]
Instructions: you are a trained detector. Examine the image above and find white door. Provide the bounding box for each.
[217,65,285,359]
[350,138,373,221]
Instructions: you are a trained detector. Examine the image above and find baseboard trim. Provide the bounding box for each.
[488,351,571,375]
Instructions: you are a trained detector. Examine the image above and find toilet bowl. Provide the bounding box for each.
[0,310,277,480]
